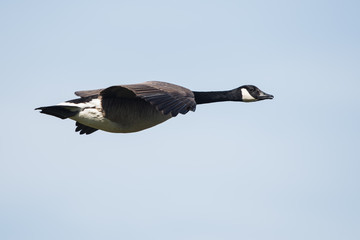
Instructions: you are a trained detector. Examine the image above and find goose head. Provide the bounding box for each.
[233,85,274,102]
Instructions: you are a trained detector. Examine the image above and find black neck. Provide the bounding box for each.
[193,90,236,104]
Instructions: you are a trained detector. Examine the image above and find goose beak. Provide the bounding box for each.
[258,92,274,100]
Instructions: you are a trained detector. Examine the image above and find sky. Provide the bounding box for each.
[0,0,359,239]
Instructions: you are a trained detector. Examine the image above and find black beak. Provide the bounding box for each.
[257,92,274,100]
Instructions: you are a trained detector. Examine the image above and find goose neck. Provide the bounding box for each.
[193,90,236,104]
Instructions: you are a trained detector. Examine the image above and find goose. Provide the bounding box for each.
[35,81,274,135]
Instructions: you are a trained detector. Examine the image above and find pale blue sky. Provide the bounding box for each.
[1,0,359,239]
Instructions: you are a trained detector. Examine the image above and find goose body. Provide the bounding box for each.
[36,81,273,135]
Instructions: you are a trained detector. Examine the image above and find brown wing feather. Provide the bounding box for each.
[100,81,196,117]
[75,89,104,98]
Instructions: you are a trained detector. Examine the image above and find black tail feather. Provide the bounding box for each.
[35,105,80,119]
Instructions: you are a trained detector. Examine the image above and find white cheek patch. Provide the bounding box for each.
[241,88,256,102]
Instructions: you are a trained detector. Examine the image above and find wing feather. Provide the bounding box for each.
[75,89,104,98]
[100,81,196,117]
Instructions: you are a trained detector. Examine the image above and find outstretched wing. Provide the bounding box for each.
[100,81,196,117]
[74,89,104,98]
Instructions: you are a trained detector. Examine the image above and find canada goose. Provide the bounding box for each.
[36,81,274,134]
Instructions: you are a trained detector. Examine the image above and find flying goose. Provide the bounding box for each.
[36,81,274,135]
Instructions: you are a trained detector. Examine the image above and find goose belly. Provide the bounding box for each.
[69,108,122,133]
[70,98,172,133]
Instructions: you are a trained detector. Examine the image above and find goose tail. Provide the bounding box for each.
[35,105,80,119]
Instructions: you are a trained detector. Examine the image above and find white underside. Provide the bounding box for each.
[57,99,171,133]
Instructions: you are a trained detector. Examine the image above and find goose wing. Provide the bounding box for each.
[75,89,104,98]
[100,81,196,117]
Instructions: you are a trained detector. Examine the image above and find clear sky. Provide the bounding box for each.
[1,0,359,239]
